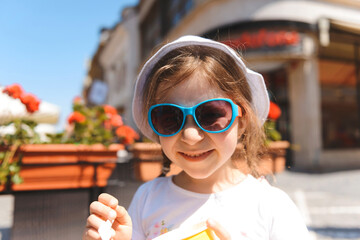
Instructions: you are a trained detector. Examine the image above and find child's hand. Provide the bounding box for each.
[206,218,231,240]
[83,193,132,240]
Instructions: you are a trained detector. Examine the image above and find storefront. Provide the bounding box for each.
[318,19,360,150]
[203,19,360,171]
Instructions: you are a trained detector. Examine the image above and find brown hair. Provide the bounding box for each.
[141,45,265,177]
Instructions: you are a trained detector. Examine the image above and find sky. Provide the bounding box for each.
[0,0,139,131]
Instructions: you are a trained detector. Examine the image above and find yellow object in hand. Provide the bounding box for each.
[152,222,215,240]
[182,228,215,240]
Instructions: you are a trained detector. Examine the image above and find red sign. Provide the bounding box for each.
[222,29,300,49]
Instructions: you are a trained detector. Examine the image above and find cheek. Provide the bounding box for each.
[214,122,239,154]
[227,127,240,149]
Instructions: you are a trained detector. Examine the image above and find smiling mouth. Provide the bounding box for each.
[179,150,214,162]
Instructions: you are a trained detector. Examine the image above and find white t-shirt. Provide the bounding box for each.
[128,175,310,240]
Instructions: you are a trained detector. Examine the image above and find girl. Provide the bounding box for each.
[83,35,310,240]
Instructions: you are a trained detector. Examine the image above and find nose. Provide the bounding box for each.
[180,115,204,145]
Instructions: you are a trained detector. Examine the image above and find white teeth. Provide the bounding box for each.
[185,153,201,157]
[182,151,209,157]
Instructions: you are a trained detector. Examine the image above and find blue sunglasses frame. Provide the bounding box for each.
[148,98,242,137]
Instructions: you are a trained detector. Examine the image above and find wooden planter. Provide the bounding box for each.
[1,144,123,191]
[129,142,181,182]
[233,141,290,176]
[260,140,290,175]
[129,141,289,182]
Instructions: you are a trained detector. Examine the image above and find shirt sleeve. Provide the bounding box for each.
[268,188,311,240]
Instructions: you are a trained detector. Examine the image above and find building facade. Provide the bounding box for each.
[86,0,360,171]
[83,6,140,128]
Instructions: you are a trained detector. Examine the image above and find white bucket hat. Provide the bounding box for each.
[132,35,269,142]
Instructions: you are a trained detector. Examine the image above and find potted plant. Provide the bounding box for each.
[0,84,139,191]
[233,101,289,176]
[0,83,41,190]
[130,101,289,181]
[259,101,289,175]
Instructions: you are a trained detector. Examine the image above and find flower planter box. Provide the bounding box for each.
[129,141,290,182]
[233,141,290,176]
[129,143,181,182]
[260,140,290,175]
[1,144,123,191]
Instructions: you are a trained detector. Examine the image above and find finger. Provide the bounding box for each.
[89,201,117,221]
[113,205,132,227]
[112,205,132,238]
[98,193,119,209]
[206,218,231,240]
[86,214,106,230]
[83,227,101,240]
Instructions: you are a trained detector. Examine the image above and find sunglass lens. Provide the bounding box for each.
[151,106,183,135]
[195,100,233,131]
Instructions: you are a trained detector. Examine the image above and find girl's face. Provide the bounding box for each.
[156,71,243,182]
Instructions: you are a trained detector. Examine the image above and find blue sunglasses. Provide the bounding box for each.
[148,98,242,137]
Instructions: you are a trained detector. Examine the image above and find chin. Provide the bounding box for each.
[182,168,217,180]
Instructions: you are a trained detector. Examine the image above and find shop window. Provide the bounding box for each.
[320,59,360,149]
[263,67,293,166]
[262,68,291,141]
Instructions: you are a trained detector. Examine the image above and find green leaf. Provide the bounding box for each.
[0,168,9,178]
[269,130,282,141]
[9,163,21,173]
[11,173,23,184]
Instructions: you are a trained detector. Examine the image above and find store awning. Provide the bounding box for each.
[330,18,360,36]
[319,18,360,46]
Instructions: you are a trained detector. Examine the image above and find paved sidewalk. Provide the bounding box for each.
[0,195,13,240]
[272,169,360,240]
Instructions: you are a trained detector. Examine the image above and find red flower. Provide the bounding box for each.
[73,96,83,105]
[19,93,41,113]
[67,111,86,124]
[116,125,139,145]
[103,105,117,116]
[103,114,123,129]
[110,115,123,127]
[268,101,282,120]
[3,83,24,99]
